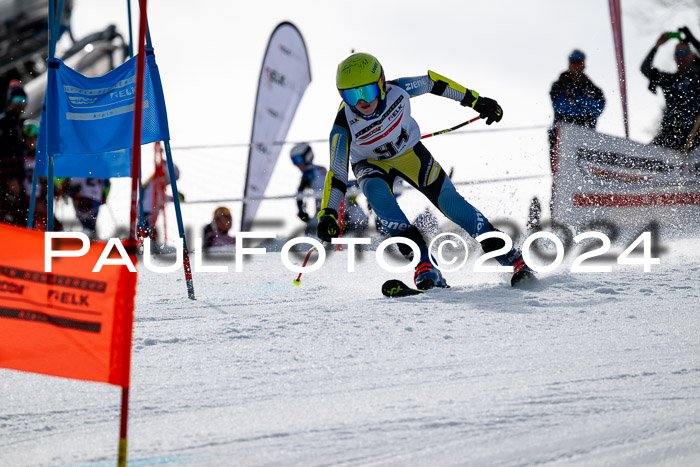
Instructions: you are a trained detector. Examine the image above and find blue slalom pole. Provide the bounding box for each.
[126,0,134,58]
[163,140,195,300]
[26,165,39,228]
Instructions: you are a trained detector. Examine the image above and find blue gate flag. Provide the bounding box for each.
[36,49,170,177]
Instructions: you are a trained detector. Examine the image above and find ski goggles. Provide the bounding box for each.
[11,95,27,104]
[290,145,312,165]
[675,49,690,58]
[339,82,381,107]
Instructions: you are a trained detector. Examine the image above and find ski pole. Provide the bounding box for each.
[420,116,481,140]
[293,246,316,285]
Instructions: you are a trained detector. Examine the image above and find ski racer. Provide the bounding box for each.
[290,142,327,235]
[316,52,534,289]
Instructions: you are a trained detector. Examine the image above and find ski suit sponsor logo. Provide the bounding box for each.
[379,218,410,231]
[354,166,384,180]
[405,78,428,91]
[476,211,485,232]
[357,123,383,140]
[361,114,404,146]
[386,105,403,123]
[354,94,406,146]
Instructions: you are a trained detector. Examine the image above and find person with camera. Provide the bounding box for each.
[641,28,700,151]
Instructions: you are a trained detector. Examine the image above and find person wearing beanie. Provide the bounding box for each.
[202,206,236,250]
[5,79,27,107]
[548,49,606,172]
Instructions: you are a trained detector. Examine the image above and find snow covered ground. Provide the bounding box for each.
[2,236,699,466]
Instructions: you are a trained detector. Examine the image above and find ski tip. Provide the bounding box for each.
[382,279,424,297]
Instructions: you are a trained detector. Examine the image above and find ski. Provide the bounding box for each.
[384,271,537,297]
[381,279,426,297]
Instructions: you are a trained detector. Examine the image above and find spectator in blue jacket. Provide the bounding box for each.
[548,50,606,171]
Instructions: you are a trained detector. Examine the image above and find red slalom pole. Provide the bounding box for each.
[336,198,345,251]
[121,0,148,465]
[293,246,316,285]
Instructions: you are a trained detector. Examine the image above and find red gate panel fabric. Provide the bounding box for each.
[0,224,136,387]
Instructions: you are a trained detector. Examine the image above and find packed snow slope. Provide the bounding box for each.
[1,236,699,466]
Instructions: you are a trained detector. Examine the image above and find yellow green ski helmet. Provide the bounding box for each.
[336,53,386,106]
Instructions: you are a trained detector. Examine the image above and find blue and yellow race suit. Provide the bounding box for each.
[322,71,522,267]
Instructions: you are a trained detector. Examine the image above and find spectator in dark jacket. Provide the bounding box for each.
[20,119,62,231]
[642,30,700,152]
[548,50,606,171]
[0,80,29,225]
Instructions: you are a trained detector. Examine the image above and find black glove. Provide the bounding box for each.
[316,208,340,242]
[297,211,310,222]
[473,96,503,125]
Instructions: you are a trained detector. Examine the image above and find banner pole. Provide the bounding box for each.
[47,154,54,231]
[46,0,57,232]
[129,0,148,240]
[608,0,630,138]
[126,0,134,58]
[26,167,39,228]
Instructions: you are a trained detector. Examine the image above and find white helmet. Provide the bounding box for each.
[290,142,313,165]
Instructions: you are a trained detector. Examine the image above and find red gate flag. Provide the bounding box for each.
[0,224,137,387]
